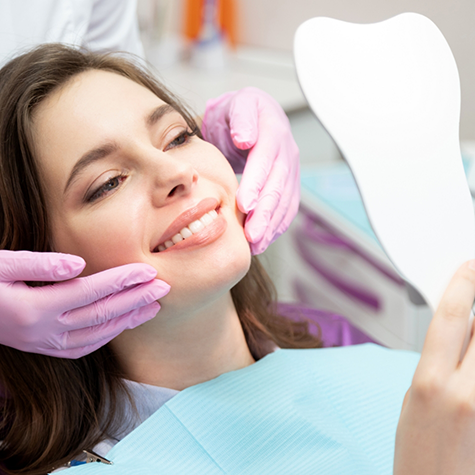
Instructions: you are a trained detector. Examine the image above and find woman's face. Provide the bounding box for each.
[32,70,251,312]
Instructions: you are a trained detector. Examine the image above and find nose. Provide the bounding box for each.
[149,153,199,207]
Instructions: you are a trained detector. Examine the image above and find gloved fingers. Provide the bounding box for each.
[236,135,280,213]
[248,202,294,256]
[47,302,160,357]
[0,250,85,283]
[57,279,169,331]
[42,341,110,359]
[228,91,260,150]
[248,165,300,255]
[201,91,237,141]
[267,188,300,254]
[243,156,289,245]
[42,263,160,311]
[255,188,300,255]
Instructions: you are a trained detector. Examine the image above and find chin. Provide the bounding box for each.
[157,234,251,312]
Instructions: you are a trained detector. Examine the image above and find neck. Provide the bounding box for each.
[109,291,255,391]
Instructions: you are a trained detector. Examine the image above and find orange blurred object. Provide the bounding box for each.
[184,0,237,47]
[218,0,237,47]
[184,0,203,41]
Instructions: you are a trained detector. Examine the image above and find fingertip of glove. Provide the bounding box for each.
[148,301,161,312]
[233,138,254,150]
[140,264,159,280]
[249,241,266,256]
[145,279,171,300]
[119,263,158,283]
[244,216,266,244]
[237,190,257,213]
[231,128,256,150]
[229,122,257,145]
[246,226,272,255]
[137,301,161,322]
[121,302,161,331]
[54,254,86,278]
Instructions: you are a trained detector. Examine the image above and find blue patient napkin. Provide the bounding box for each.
[70,344,419,475]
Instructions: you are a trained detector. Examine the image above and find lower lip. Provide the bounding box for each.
[156,213,227,254]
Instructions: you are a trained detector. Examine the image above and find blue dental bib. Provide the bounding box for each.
[69,344,419,475]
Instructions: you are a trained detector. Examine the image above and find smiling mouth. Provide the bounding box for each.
[154,207,220,252]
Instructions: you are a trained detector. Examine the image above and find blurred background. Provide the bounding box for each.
[137,0,475,141]
[136,0,475,352]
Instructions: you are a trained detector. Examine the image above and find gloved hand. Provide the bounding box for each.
[202,87,300,255]
[0,250,169,358]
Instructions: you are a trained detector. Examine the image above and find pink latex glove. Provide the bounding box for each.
[0,250,169,358]
[202,87,300,255]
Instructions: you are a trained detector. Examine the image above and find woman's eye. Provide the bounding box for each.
[87,174,127,203]
[165,129,197,151]
[170,132,188,147]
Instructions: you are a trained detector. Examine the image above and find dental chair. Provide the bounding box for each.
[278,302,377,347]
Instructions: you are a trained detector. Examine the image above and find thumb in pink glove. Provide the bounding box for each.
[202,87,300,255]
[0,250,170,358]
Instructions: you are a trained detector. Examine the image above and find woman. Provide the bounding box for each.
[0,43,318,474]
[0,44,474,475]
[0,0,300,360]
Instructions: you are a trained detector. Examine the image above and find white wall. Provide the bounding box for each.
[238,0,475,140]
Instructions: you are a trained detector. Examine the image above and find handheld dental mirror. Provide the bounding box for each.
[294,13,475,353]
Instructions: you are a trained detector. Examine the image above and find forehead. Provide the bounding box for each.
[34,69,166,138]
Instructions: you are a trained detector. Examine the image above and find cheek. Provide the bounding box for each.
[50,204,146,276]
[193,141,239,193]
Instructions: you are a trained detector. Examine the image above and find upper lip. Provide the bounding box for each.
[151,197,220,252]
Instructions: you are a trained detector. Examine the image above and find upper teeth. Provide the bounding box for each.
[157,209,218,252]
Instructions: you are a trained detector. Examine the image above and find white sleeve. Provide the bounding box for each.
[83,0,145,59]
[0,0,88,66]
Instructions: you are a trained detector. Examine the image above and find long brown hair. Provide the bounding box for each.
[0,44,321,474]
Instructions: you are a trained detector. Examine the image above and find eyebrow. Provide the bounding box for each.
[147,103,176,127]
[63,104,177,195]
